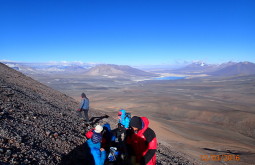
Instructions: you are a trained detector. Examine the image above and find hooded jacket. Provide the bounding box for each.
[118,109,130,129]
[80,97,89,110]
[127,117,157,165]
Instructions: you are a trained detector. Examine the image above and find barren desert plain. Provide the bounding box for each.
[33,73,255,165]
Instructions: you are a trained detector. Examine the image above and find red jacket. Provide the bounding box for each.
[127,117,157,165]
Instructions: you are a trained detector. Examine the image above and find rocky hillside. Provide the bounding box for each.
[0,63,197,165]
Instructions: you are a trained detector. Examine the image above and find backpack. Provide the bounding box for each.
[125,113,131,120]
[118,110,131,129]
[85,129,94,139]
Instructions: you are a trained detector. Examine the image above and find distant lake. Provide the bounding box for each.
[154,76,186,80]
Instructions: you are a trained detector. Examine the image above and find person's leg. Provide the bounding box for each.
[84,109,89,122]
[76,110,83,120]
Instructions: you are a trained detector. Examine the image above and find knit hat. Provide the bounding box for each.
[94,125,103,133]
[129,116,143,130]
[91,132,102,144]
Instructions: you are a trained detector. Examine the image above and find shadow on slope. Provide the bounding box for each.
[59,142,94,165]
[60,114,109,165]
[90,115,109,125]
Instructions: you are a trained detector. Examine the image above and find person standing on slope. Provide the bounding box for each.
[126,116,157,165]
[77,92,90,123]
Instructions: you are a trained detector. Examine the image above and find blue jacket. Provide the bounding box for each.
[86,139,106,165]
[91,148,106,165]
[80,98,89,109]
[118,109,130,129]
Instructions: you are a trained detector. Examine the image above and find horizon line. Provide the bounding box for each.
[1,59,254,66]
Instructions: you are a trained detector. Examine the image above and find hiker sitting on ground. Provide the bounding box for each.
[113,123,127,144]
[111,123,129,164]
[126,116,157,165]
[86,125,106,165]
[86,125,103,140]
[77,92,90,123]
[118,109,131,129]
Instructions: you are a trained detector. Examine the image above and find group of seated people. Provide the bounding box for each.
[85,109,157,165]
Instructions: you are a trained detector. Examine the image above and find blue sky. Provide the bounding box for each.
[1,0,255,66]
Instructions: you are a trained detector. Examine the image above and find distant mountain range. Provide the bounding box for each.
[170,61,216,74]
[84,64,158,77]
[210,62,255,76]
[1,61,255,78]
[173,61,255,76]
[1,62,92,74]
[170,61,237,74]
[1,62,158,78]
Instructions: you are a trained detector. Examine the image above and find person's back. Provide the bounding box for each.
[80,93,89,110]
[102,123,114,149]
[118,109,130,129]
[114,123,126,143]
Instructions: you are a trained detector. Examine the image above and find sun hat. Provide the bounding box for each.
[94,125,103,133]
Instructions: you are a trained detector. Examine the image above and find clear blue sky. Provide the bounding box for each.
[1,0,255,66]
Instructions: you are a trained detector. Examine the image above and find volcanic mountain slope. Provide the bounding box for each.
[209,61,255,76]
[85,64,158,77]
[0,63,198,165]
[3,61,91,74]
[170,61,238,75]
[170,62,216,74]
[0,62,113,164]
[0,63,88,164]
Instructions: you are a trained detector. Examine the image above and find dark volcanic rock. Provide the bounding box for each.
[0,63,105,164]
[0,63,197,165]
